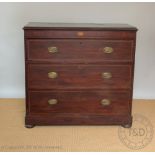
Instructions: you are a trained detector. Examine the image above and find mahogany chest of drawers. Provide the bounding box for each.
[24,23,137,128]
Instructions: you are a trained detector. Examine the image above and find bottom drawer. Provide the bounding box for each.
[28,90,131,115]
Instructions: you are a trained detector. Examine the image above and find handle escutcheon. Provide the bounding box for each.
[102,72,112,79]
[48,72,58,79]
[48,47,58,53]
[103,47,113,54]
[101,99,111,106]
[48,99,58,105]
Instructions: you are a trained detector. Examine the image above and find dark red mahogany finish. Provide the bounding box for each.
[24,23,137,128]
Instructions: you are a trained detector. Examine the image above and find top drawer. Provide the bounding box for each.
[24,30,136,39]
[26,39,134,63]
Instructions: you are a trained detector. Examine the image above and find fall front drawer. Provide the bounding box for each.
[28,90,130,115]
[28,64,132,89]
[26,39,133,62]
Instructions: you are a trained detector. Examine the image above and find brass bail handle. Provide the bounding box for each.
[103,47,113,54]
[48,99,58,105]
[101,99,111,106]
[48,47,58,53]
[102,72,112,79]
[48,72,58,79]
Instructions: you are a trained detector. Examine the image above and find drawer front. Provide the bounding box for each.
[28,64,131,89]
[25,30,136,40]
[26,39,133,62]
[28,90,130,115]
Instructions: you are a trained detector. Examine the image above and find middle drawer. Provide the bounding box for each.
[28,64,131,90]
